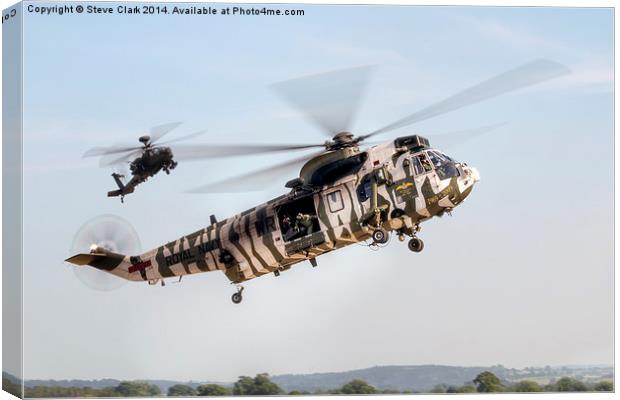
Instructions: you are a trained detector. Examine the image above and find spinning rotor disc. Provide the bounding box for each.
[69,214,141,291]
[189,59,570,193]
[82,60,570,194]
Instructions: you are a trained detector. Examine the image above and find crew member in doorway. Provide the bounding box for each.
[296,212,315,236]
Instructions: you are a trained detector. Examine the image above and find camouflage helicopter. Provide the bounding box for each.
[67,60,569,303]
[83,122,211,202]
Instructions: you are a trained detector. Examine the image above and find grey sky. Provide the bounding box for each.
[16,2,613,381]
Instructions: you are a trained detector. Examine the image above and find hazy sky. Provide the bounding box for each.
[18,2,613,381]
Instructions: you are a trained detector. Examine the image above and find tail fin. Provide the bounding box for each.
[108,173,126,197]
[107,174,137,199]
[112,173,125,190]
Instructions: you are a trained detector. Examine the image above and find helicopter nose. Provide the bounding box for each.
[454,164,479,204]
[469,166,481,182]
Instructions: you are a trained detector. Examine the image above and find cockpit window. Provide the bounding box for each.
[443,153,455,162]
[434,150,456,163]
[427,151,442,168]
[428,150,460,180]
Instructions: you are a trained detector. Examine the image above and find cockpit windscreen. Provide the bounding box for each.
[427,150,460,180]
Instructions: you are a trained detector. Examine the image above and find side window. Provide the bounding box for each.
[356,175,372,202]
[417,153,433,172]
[327,190,344,212]
[411,156,424,175]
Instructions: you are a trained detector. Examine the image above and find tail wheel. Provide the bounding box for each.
[231,292,243,304]
[408,237,424,253]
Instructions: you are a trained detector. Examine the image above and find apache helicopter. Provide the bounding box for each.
[67,59,569,303]
[83,122,211,202]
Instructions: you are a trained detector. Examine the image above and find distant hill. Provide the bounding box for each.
[12,377,122,390]
[273,365,507,392]
[271,364,613,392]
[4,364,614,393]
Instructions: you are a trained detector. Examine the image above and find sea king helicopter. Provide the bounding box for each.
[67,60,569,303]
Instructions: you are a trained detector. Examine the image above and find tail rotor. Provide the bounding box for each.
[68,214,141,291]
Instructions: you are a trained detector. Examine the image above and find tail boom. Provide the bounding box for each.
[65,251,143,281]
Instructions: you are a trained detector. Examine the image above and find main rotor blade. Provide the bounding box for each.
[188,150,324,193]
[149,121,183,144]
[172,143,325,160]
[83,122,182,157]
[99,149,142,167]
[361,122,507,150]
[428,122,508,149]
[362,59,570,140]
[83,145,141,158]
[158,130,209,145]
[272,66,374,137]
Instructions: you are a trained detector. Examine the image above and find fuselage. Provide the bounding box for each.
[114,136,480,284]
[130,146,175,176]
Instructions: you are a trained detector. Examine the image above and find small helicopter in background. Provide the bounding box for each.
[84,121,323,202]
[83,122,212,202]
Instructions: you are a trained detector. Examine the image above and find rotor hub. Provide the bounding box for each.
[327,131,358,150]
[332,131,354,143]
[138,135,151,145]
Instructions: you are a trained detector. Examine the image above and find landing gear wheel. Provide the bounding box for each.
[372,228,388,244]
[231,286,244,304]
[408,237,424,253]
[231,292,243,304]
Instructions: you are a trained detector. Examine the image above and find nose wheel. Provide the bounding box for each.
[371,228,389,244]
[231,286,244,304]
[408,237,424,252]
[370,226,424,251]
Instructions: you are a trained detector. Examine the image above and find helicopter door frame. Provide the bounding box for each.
[411,151,441,191]
[275,194,325,256]
[411,151,433,176]
[319,182,358,243]
[252,208,285,260]
[320,187,346,226]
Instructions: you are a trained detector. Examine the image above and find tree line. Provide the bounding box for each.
[7,371,613,397]
[431,371,613,394]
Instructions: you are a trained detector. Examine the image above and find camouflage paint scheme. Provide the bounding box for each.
[67,137,480,286]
